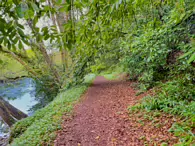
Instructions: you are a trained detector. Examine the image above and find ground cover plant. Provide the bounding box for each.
[0,0,194,145]
[9,74,95,146]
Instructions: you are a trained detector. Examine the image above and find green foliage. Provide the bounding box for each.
[180,37,195,64]
[169,122,195,145]
[84,73,96,83]
[100,65,123,80]
[31,75,60,110]
[0,0,194,144]
[123,1,194,144]
[10,84,90,146]
[0,0,194,84]
[0,54,27,80]
[91,63,106,73]
[122,24,193,88]
[131,78,195,145]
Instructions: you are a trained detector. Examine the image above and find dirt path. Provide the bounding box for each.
[54,76,177,146]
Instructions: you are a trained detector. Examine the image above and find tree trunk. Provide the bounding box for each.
[26,20,61,84]
[39,44,61,83]
[0,97,27,126]
[0,46,38,77]
[55,14,68,71]
[47,0,68,72]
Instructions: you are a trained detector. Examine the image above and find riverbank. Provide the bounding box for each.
[10,85,91,145]
[0,75,28,83]
[0,78,38,115]
[0,77,39,145]
[9,74,95,145]
[0,54,27,82]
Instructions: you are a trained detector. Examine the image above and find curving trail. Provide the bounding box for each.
[54,76,177,146]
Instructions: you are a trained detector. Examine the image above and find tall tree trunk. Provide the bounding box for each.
[55,14,68,71]
[47,0,68,72]
[27,20,61,84]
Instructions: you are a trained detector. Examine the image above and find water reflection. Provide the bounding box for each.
[0,119,9,146]
[0,119,9,137]
[0,78,37,115]
[0,78,38,142]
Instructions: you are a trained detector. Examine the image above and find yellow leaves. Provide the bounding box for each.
[111,137,117,142]
[111,138,117,146]
[95,136,100,140]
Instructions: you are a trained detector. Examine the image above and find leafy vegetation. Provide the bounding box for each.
[0,0,193,98]
[131,79,195,144]
[0,54,27,80]
[100,66,123,80]
[9,74,95,146]
[120,0,194,144]
[0,0,194,145]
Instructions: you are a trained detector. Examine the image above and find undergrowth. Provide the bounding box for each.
[124,3,195,145]
[130,79,195,145]
[100,65,123,80]
[9,74,95,146]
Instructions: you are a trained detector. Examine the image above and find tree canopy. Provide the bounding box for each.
[0,0,194,105]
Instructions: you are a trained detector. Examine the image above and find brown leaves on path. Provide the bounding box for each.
[54,76,178,146]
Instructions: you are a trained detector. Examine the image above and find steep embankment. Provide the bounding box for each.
[55,76,178,146]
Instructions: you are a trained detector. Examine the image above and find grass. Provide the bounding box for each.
[0,54,27,80]
[0,51,69,80]
[84,73,96,83]
[51,51,72,66]
[51,52,62,65]
[100,65,123,80]
[10,74,95,146]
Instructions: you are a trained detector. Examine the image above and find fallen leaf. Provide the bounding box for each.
[95,136,100,140]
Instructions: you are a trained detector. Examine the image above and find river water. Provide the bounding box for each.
[0,78,37,144]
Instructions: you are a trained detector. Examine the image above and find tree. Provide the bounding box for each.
[0,97,27,126]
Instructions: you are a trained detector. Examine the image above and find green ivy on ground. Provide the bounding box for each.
[10,74,95,146]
